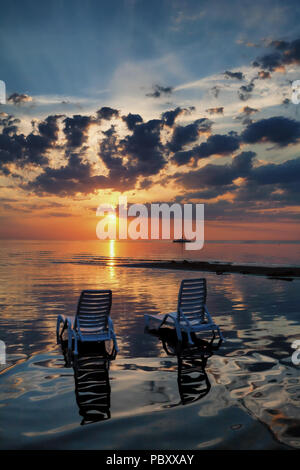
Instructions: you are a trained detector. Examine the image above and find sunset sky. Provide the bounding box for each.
[1,0,300,240]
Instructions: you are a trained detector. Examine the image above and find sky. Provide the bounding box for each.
[0,0,300,240]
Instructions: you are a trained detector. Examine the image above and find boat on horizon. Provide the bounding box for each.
[173,238,193,243]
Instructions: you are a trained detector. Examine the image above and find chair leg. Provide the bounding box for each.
[209,329,216,345]
[68,325,73,352]
[74,334,78,355]
[113,334,119,353]
[187,330,194,345]
[56,317,61,344]
[217,326,224,341]
[175,321,182,342]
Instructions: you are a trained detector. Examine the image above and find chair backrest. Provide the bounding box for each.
[177,278,206,322]
[76,290,112,333]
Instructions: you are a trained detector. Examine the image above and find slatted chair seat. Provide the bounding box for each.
[144,278,223,344]
[56,290,118,355]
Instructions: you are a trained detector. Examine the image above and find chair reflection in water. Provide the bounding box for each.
[60,340,113,425]
[147,328,219,406]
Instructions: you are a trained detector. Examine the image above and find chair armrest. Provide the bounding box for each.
[204,305,214,323]
[107,316,114,331]
[178,308,191,326]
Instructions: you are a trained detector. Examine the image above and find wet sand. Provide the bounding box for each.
[119,260,300,278]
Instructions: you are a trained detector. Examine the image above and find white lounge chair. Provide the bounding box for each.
[144,278,223,344]
[56,290,118,356]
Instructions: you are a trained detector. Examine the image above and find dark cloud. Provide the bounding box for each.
[249,156,300,185]
[172,133,241,166]
[7,92,33,105]
[171,149,196,166]
[122,113,143,131]
[253,53,282,72]
[174,151,256,188]
[63,114,94,148]
[26,153,110,196]
[139,178,153,190]
[0,114,61,174]
[96,107,119,120]
[174,151,300,217]
[97,119,167,191]
[242,116,300,146]
[38,115,61,143]
[146,84,173,98]
[206,107,224,115]
[161,106,195,127]
[253,37,300,71]
[99,126,137,190]
[257,70,271,79]
[241,106,259,116]
[195,133,240,159]
[238,79,255,101]
[0,113,20,135]
[168,118,211,152]
[0,113,20,128]
[119,119,166,177]
[235,106,259,125]
[224,70,244,80]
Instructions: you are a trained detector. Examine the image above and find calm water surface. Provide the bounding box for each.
[0,240,299,449]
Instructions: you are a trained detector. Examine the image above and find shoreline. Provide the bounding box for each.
[118,260,300,279]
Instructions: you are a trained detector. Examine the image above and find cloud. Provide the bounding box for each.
[206,107,224,115]
[241,106,259,116]
[194,133,241,158]
[146,84,173,98]
[63,114,95,148]
[119,119,166,177]
[174,151,256,188]
[249,156,300,185]
[161,106,195,127]
[97,119,167,191]
[172,133,241,166]
[174,151,300,216]
[96,106,119,120]
[122,113,143,131]
[238,79,255,101]
[224,70,245,80]
[241,116,300,146]
[38,114,61,143]
[7,93,33,105]
[235,106,259,125]
[253,37,300,71]
[0,114,61,174]
[26,153,110,196]
[210,86,221,98]
[257,70,271,79]
[168,118,212,152]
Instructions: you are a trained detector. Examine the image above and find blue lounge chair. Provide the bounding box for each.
[56,290,118,356]
[144,278,223,344]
